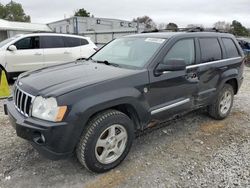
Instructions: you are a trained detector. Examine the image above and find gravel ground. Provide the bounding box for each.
[0,67,250,188]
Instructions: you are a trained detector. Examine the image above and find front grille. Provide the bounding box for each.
[14,86,34,117]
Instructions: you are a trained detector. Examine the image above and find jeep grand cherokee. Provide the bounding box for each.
[4,32,244,173]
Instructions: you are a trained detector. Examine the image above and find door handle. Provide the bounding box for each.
[34,53,42,56]
[186,72,199,82]
[64,51,71,55]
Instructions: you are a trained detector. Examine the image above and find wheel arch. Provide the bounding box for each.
[219,68,240,95]
[225,78,238,94]
[86,103,145,132]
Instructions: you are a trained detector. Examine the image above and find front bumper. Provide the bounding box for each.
[4,98,74,160]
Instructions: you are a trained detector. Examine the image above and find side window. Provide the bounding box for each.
[199,38,222,63]
[163,39,195,65]
[41,36,64,48]
[64,37,81,47]
[81,39,89,45]
[14,37,40,50]
[222,38,239,58]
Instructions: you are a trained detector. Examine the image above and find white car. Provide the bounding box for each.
[0,33,97,79]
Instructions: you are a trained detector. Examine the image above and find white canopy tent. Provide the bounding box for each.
[0,19,51,41]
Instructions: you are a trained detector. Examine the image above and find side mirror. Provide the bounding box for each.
[155,59,186,75]
[8,45,17,51]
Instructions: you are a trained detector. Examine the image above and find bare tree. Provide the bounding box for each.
[166,22,178,31]
[133,16,156,30]
[214,21,231,32]
[186,24,204,29]
[157,23,166,30]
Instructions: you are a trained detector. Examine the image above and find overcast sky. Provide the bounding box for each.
[1,0,250,28]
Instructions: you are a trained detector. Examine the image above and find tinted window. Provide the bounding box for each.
[15,37,40,50]
[199,38,222,63]
[81,39,89,45]
[222,38,239,58]
[163,39,195,65]
[41,36,64,48]
[64,37,81,47]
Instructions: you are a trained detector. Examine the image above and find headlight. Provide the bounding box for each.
[32,96,67,122]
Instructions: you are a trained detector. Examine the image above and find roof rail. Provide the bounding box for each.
[32,31,56,33]
[142,27,229,33]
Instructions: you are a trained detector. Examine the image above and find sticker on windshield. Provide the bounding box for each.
[145,38,165,44]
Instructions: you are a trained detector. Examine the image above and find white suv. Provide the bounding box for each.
[0,33,97,79]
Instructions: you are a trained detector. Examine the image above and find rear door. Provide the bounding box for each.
[5,36,44,72]
[147,38,198,120]
[63,36,81,60]
[41,36,73,67]
[193,37,224,105]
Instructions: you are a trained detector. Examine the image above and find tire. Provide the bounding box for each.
[208,84,234,120]
[76,109,134,173]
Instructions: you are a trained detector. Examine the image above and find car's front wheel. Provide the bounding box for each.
[76,109,134,173]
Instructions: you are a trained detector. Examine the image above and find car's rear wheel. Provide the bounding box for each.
[76,109,134,173]
[208,84,234,120]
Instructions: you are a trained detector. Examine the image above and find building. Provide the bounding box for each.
[48,16,145,34]
[47,17,146,46]
[0,19,51,42]
[0,17,146,46]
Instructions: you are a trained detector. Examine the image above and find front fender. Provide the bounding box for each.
[73,87,150,126]
[58,87,150,151]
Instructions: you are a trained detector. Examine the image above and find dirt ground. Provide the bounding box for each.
[0,67,249,188]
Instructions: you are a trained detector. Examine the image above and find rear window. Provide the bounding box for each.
[222,38,239,58]
[41,36,64,48]
[63,37,89,47]
[199,38,222,63]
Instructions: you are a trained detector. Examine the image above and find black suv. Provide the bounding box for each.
[4,32,244,173]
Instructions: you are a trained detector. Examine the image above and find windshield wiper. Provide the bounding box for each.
[95,60,120,67]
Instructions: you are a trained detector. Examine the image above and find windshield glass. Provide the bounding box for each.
[91,37,166,68]
[0,36,18,48]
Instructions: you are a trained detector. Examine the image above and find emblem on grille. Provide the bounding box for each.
[18,82,23,86]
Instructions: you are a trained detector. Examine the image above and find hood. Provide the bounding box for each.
[18,61,143,97]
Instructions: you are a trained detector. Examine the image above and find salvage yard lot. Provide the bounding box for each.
[0,67,250,188]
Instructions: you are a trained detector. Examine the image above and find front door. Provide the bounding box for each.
[6,36,44,72]
[146,38,198,120]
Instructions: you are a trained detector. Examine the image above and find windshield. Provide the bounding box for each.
[0,36,18,48]
[91,37,166,68]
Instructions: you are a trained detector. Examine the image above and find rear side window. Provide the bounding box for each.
[41,36,64,48]
[81,39,89,45]
[15,37,40,50]
[64,37,81,47]
[199,38,222,63]
[163,39,195,65]
[222,38,239,58]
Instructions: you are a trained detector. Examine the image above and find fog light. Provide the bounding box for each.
[33,132,46,145]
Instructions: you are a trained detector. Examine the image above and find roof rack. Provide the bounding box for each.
[32,31,56,33]
[142,27,229,33]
